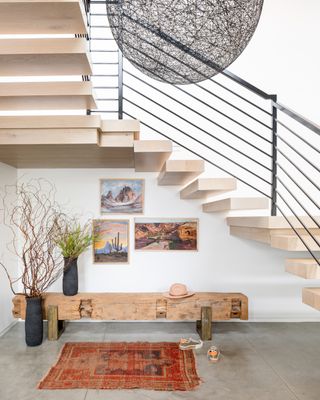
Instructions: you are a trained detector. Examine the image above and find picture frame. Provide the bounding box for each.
[134,218,199,251]
[93,219,130,264]
[100,178,144,214]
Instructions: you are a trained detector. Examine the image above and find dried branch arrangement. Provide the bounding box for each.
[0,179,64,298]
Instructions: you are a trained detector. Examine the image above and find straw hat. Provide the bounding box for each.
[163,283,194,299]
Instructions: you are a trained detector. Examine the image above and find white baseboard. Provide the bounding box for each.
[0,320,18,337]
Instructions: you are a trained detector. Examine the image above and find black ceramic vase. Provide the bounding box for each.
[25,296,43,347]
[63,258,78,296]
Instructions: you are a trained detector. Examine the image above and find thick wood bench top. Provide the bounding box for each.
[12,292,248,321]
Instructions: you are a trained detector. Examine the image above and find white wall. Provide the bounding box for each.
[17,168,320,321]
[0,163,17,334]
[229,0,320,124]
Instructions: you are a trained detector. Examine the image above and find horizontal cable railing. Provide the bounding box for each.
[88,1,320,265]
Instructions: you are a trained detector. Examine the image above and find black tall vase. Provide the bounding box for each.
[25,296,43,347]
[63,257,78,296]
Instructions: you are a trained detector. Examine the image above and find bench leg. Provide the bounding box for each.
[47,305,65,341]
[196,306,212,341]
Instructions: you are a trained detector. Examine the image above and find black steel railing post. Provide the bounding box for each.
[118,49,123,119]
[271,94,278,216]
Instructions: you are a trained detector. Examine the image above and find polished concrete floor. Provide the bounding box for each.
[0,321,319,400]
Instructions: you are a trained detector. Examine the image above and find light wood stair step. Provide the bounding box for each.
[99,119,140,147]
[0,115,101,130]
[157,159,204,186]
[203,197,268,212]
[180,178,237,200]
[227,216,320,229]
[0,82,96,110]
[134,140,172,172]
[229,225,320,248]
[270,234,320,251]
[0,38,91,76]
[0,117,139,168]
[286,259,320,279]
[302,288,320,311]
[0,0,87,34]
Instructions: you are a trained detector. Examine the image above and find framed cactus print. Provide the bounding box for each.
[93,219,129,264]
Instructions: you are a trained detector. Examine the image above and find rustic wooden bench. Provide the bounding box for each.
[12,292,248,341]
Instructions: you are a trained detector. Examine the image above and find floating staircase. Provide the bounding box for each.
[0,0,95,115]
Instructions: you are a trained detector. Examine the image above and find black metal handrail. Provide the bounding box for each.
[88,1,320,266]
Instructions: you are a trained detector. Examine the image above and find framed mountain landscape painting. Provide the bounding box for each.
[93,219,129,264]
[134,218,198,251]
[100,179,144,214]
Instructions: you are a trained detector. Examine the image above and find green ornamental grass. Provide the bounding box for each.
[55,220,95,260]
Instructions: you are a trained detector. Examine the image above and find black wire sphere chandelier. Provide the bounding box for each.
[106,0,264,85]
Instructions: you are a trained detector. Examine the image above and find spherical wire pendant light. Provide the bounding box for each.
[106,0,264,85]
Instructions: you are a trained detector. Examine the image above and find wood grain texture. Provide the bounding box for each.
[158,160,204,186]
[0,82,96,110]
[230,226,320,248]
[0,144,134,168]
[0,38,91,76]
[196,306,212,340]
[0,0,87,34]
[0,115,101,129]
[285,259,320,279]
[47,305,65,340]
[271,234,320,251]
[302,288,320,311]
[227,216,320,229]
[203,197,269,212]
[12,292,249,321]
[180,178,237,200]
[134,140,172,172]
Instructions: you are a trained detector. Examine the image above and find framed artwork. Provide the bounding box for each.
[100,179,144,214]
[134,218,198,251]
[93,219,129,264]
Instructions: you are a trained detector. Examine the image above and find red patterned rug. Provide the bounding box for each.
[38,342,200,391]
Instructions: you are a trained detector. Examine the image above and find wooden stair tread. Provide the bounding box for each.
[302,288,320,311]
[99,120,140,148]
[203,197,268,212]
[180,178,237,200]
[229,226,320,249]
[100,119,140,135]
[0,0,87,34]
[0,115,101,129]
[158,159,204,185]
[0,117,141,167]
[0,82,96,110]
[271,234,320,251]
[134,140,172,172]
[227,216,320,229]
[0,144,135,168]
[286,259,320,279]
[0,38,91,76]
